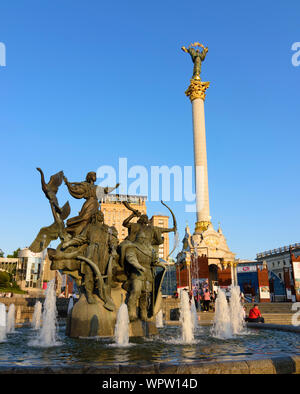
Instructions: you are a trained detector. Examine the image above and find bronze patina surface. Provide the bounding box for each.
[30,168,177,337]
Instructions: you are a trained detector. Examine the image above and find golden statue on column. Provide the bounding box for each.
[181,42,210,102]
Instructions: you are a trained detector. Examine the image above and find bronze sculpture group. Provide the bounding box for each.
[30,168,176,334]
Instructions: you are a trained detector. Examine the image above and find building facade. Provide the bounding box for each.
[100,194,170,259]
[0,257,18,275]
[176,224,237,293]
[236,260,271,302]
[100,194,147,242]
[17,248,46,291]
[150,215,169,261]
[256,243,300,301]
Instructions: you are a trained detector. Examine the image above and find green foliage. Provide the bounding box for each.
[0,286,26,294]
[0,271,10,285]
[6,248,21,258]
[0,271,26,294]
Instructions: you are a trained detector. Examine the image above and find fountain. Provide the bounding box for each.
[1,168,297,373]
[67,297,74,315]
[31,301,42,330]
[29,168,177,339]
[180,289,194,343]
[114,303,130,346]
[29,279,60,347]
[0,303,6,342]
[211,288,233,339]
[6,304,15,333]
[190,297,199,330]
[229,285,246,335]
[211,286,247,339]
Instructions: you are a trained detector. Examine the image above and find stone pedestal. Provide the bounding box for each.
[67,285,158,338]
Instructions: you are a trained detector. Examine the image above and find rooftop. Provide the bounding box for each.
[100,194,147,203]
[256,243,300,259]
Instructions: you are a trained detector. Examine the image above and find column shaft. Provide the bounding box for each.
[192,98,210,229]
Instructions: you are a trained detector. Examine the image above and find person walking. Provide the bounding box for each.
[203,289,211,312]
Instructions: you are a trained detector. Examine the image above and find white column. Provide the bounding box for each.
[192,97,210,228]
[230,262,235,286]
[185,78,210,233]
[234,263,238,287]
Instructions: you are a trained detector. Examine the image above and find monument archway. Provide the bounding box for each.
[208,264,218,289]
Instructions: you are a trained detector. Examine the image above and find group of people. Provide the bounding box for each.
[193,288,216,312]
[174,288,215,311]
[174,288,265,323]
[174,288,219,312]
[0,292,13,298]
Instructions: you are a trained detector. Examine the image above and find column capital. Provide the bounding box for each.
[223,261,233,269]
[195,220,211,233]
[185,79,210,102]
[221,260,227,270]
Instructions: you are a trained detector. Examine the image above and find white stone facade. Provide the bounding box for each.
[256,243,300,284]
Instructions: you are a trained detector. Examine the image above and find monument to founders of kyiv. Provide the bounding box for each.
[29,171,176,337]
[178,43,236,286]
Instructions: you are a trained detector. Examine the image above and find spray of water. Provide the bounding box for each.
[0,303,6,342]
[114,303,129,346]
[6,303,15,333]
[229,285,246,335]
[31,301,42,330]
[180,290,194,343]
[29,279,61,347]
[211,288,233,339]
[190,297,198,330]
[67,297,74,315]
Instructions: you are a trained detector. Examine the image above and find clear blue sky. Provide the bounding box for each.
[0,0,299,259]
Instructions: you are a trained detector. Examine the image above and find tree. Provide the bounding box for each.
[0,249,4,258]
[0,271,10,286]
[7,248,21,258]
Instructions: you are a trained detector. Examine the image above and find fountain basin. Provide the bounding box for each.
[1,322,300,374]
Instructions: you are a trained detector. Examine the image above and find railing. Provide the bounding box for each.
[256,243,300,259]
